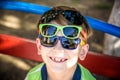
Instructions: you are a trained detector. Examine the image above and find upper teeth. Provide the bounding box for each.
[55,58,61,61]
[50,57,66,62]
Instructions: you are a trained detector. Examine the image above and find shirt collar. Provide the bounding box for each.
[41,64,81,80]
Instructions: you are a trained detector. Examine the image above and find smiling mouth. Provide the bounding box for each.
[50,57,67,63]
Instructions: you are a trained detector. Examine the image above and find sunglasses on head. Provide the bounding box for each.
[41,10,84,25]
[38,24,85,50]
[39,24,82,39]
[40,9,87,39]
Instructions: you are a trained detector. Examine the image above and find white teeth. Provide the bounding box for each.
[55,58,61,61]
[50,57,67,62]
[61,59,65,62]
[51,57,55,60]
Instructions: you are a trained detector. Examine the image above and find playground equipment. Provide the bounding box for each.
[0,1,120,79]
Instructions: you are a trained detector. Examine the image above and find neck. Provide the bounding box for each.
[47,64,77,80]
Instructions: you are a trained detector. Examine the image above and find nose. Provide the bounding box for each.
[53,31,65,54]
[53,42,65,57]
[55,39,63,49]
[55,31,63,48]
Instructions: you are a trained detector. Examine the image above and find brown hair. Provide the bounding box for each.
[37,6,92,40]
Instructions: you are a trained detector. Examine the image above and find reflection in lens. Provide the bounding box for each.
[39,35,80,50]
[63,27,78,38]
[63,10,83,25]
[42,25,57,36]
[60,37,80,49]
[40,36,58,47]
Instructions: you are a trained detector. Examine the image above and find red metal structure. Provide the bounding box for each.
[0,34,120,79]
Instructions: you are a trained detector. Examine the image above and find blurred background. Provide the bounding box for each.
[0,0,118,80]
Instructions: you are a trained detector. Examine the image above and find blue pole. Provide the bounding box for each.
[0,1,51,14]
[0,1,120,38]
[85,16,120,38]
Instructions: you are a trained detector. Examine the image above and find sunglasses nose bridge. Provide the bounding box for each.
[54,36,64,50]
[56,27,64,37]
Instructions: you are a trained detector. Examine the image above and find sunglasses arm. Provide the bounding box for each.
[80,30,87,46]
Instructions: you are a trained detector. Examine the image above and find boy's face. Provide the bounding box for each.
[36,21,89,73]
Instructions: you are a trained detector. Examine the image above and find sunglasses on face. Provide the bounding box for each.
[38,24,85,50]
[39,24,82,39]
[39,35,81,50]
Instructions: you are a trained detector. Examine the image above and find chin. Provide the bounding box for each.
[51,66,66,73]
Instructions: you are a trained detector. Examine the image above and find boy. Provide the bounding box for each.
[25,6,96,80]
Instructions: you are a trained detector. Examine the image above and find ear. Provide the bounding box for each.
[79,44,89,61]
[36,38,41,55]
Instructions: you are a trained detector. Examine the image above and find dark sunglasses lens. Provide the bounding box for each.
[40,36,58,47]
[61,37,80,49]
[63,27,79,38]
[63,11,83,25]
[42,25,57,36]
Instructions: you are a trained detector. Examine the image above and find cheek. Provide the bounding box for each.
[40,46,55,57]
[69,46,80,56]
[69,51,79,60]
[66,51,79,68]
[68,45,81,59]
[67,48,79,59]
[40,46,52,62]
[41,46,51,53]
